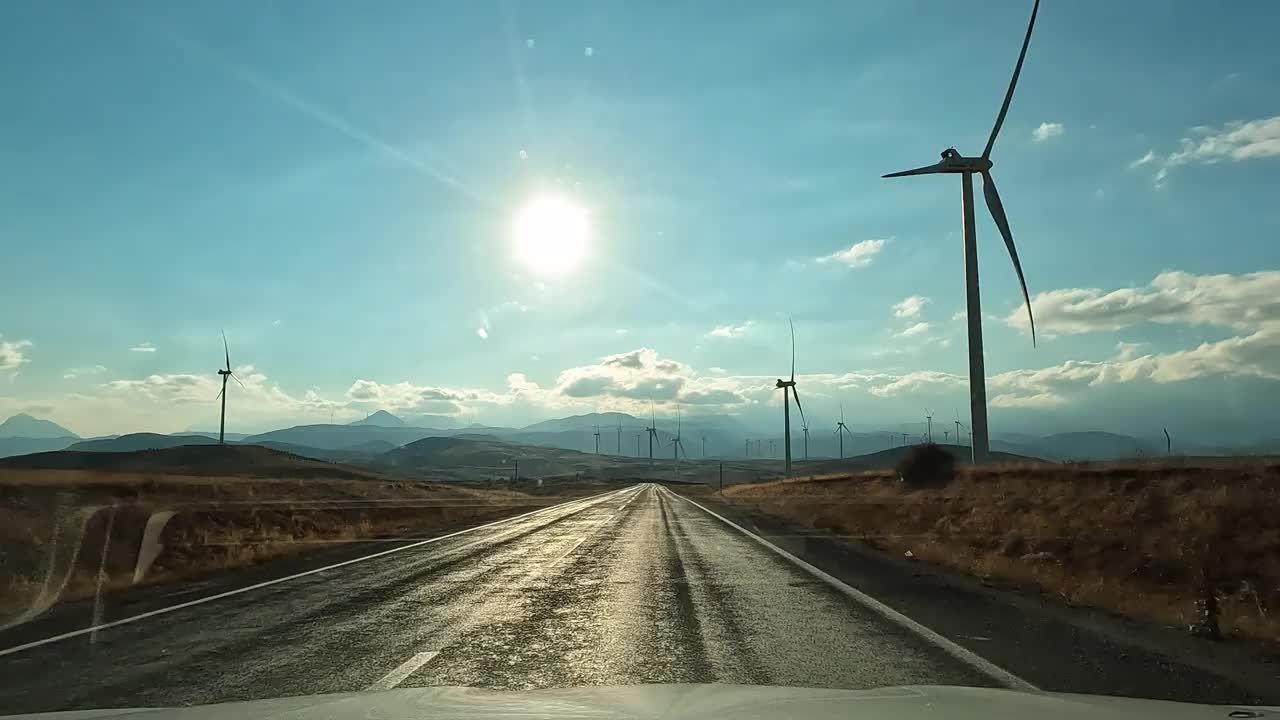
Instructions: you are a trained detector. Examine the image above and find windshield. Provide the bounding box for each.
[2,0,1279,714]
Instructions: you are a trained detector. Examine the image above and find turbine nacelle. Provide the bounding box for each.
[882,149,992,178]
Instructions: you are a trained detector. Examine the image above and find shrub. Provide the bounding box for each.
[897,443,956,489]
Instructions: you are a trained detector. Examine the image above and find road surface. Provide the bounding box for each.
[0,484,1007,712]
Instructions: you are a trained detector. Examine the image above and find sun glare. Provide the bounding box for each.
[513,194,589,277]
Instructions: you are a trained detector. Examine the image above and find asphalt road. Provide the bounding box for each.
[0,484,1013,713]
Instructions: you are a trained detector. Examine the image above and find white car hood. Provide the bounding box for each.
[6,685,1275,720]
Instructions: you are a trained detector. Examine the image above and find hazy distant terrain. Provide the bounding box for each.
[2,409,1276,463]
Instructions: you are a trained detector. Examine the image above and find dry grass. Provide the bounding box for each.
[0,468,557,624]
[721,461,1280,645]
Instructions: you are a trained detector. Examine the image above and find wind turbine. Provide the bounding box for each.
[645,404,659,465]
[775,319,807,475]
[670,406,687,460]
[593,424,601,454]
[745,438,750,457]
[944,429,950,443]
[882,0,1042,465]
[617,420,622,455]
[835,403,852,459]
[801,423,809,460]
[1164,427,1171,455]
[925,408,933,443]
[215,332,246,445]
[955,409,966,448]
[701,435,707,458]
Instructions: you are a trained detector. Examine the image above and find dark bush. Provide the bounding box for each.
[897,443,956,489]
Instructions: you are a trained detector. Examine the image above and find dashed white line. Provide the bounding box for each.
[367,650,440,690]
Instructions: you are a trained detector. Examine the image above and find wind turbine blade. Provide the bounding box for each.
[789,317,796,381]
[791,387,806,432]
[840,402,845,424]
[222,331,231,371]
[230,372,247,390]
[882,162,948,178]
[983,0,1042,159]
[214,387,224,401]
[982,171,1036,346]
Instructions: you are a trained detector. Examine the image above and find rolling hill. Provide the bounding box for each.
[0,414,78,439]
[68,433,217,453]
[0,443,386,479]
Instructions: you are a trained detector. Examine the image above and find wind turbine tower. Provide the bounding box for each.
[215,332,246,445]
[835,403,852,459]
[882,0,1043,464]
[775,319,807,475]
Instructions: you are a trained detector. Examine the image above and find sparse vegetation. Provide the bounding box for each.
[0,446,577,625]
[719,460,1280,645]
[896,443,956,489]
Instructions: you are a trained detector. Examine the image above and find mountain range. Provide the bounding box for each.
[1,410,1276,464]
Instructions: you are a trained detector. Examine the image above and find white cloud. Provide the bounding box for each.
[130,342,157,353]
[708,321,754,339]
[1032,122,1064,142]
[709,367,727,375]
[476,327,489,340]
[898,322,930,338]
[1151,116,1280,184]
[1128,150,1156,169]
[344,380,502,415]
[1,336,32,371]
[815,238,886,268]
[615,328,629,336]
[1008,270,1280,336]
[989,392,1066,409]
[893,295,930,319]
[63,365,107,380]
[868,370,965,398]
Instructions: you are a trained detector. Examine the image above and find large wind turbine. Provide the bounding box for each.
[882,0,1042,464]
[215,332,246,445]
[835,403,853,459]
[593,424,601,454]
[775,319,807,475]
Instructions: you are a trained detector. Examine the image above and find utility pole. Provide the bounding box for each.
[513,459,518,481]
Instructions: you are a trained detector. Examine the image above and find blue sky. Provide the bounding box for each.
[2,0,1279,440]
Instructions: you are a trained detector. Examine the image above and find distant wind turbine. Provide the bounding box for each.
[775,318,807,475]
[215,332,246,445]
[617,420,622,455]
[645,402,659,465]
[701,435,707,458]
[1164,427,1171,455]
[745,438,750,458]
[925,408,933,443]
[593,424,601,454]
[882,0,1042,464]
[835,403,852,459]
[670,406,687,461]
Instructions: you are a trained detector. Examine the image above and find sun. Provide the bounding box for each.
[512,194,590,277]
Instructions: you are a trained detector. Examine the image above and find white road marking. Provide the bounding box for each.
[661,486,1039,692]
[367,650,440,690]
[0,485,639,659]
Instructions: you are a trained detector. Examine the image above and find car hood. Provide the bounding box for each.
[6,685,1276,720]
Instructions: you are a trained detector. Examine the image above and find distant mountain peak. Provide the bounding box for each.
[0,413,79,439]
[349,410,407,428]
